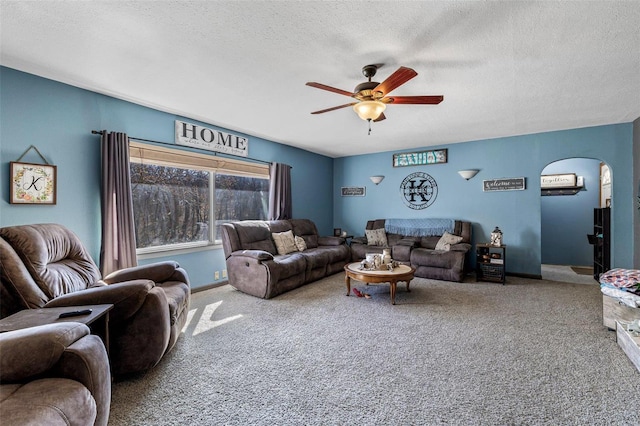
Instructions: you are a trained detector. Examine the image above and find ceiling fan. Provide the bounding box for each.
[306,64,443,134]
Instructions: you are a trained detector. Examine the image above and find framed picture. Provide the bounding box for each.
[393,149,447,167]
[333,228,342,237]
[10,161,57,204]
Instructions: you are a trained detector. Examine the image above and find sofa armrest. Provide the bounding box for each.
[44,280,155,320]
[450,243,472,252]
[103,261,185,284]
[230,249,274,261]
[57,334,111,426]
[0,322,91,381]
[351,236,367,245]
[318,236,345,246]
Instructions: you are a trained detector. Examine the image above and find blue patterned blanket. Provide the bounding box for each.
[385,218,454,237]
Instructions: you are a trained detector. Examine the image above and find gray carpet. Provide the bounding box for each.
[109,274,639,425]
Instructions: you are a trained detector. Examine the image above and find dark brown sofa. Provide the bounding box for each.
[0,223,190,376]
[221,219,351,299]
[351,219,472,282]
[0,322,111,426]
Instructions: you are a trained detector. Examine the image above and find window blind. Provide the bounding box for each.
[129,141,270,177]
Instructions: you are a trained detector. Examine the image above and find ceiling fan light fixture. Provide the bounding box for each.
[353,100,386,121]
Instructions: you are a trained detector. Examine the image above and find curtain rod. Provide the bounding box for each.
[91,130,273,166]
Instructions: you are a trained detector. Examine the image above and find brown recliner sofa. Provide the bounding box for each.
[351,219,473,282]
[0,322,111,426]
[221,219,351,299]
[0,223,191,376]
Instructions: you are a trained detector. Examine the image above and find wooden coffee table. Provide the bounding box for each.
[344,262,416,305]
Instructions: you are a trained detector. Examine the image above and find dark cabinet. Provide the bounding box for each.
[592,207,610,281]
[476,243,506,284]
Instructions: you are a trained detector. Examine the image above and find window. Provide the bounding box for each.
[129,142,269,252]
[215,173,269,240]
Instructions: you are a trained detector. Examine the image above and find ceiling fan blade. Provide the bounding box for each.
[310,103,357,114]
[384,95,444,104]
[373,112,386,122]
[373,67,418,96]
[306,82,354,97]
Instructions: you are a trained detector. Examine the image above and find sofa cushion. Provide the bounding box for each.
[419,236,441,250]
[289,219,319,249]
[272,230,298,255]
[435,232,464,251]
[0,224,101,300]
[365,228,387,246]
[268,253,306,280]
[0,378,97,426]
[294,235,307,251]
[411,248,463,269]
[235,221,277,254]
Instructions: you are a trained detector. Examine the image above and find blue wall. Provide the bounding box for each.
[541,158,601,266]
[2,66,637,286]
[334,125,635,277]
[0,67,333,289]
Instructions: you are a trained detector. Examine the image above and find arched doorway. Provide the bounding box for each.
[540,157,611,284]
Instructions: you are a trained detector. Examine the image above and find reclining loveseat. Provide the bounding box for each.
[351,219,472,282]
[0,322,111,426]
[221,219,350,299]
[0,223,190,376]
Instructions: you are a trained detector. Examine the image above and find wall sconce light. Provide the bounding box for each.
[369,175,385,185]
[457,169,480,180]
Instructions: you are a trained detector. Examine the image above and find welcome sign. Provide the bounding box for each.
[175,120,248,157]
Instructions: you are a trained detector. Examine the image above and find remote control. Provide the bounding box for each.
[59,309,92,318]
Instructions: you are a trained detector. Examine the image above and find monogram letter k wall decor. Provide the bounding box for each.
[400,172,438,210]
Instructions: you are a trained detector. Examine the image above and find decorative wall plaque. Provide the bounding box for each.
[175,120,249,157]
[483,177,526,192]
[341,187,366,197]
[393,149,447,167]
[400,172,438,210]
[541,173,576,188]
[10,161,57,204]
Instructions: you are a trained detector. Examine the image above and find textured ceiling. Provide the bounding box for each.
[1,1,639,158]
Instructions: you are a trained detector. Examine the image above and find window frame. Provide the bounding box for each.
[129,142,270,255]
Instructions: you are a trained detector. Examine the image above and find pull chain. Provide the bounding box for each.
[368,119,372,135]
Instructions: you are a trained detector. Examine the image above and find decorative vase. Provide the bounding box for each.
[490,227,503,246]
[382,248,392,265]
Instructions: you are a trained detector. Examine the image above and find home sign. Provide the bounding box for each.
[175,120,248,157]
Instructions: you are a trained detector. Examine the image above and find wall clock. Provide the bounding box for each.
[10,161,57,204]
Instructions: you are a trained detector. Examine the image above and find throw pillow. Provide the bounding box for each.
[435,231,464,251]
[294,235,307,252]
[272,230,298,255]
[365,228,388,246]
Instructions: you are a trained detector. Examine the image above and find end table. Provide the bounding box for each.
[0,304,114,355]
[476,243,506,284]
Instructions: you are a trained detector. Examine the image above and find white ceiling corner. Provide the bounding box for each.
[1,1,639,158]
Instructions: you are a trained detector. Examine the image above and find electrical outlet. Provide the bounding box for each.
[222,269,227,278]
[214,271,220,280]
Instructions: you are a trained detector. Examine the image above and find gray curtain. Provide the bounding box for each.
[268,162,292,220]
[100,131,137,275]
